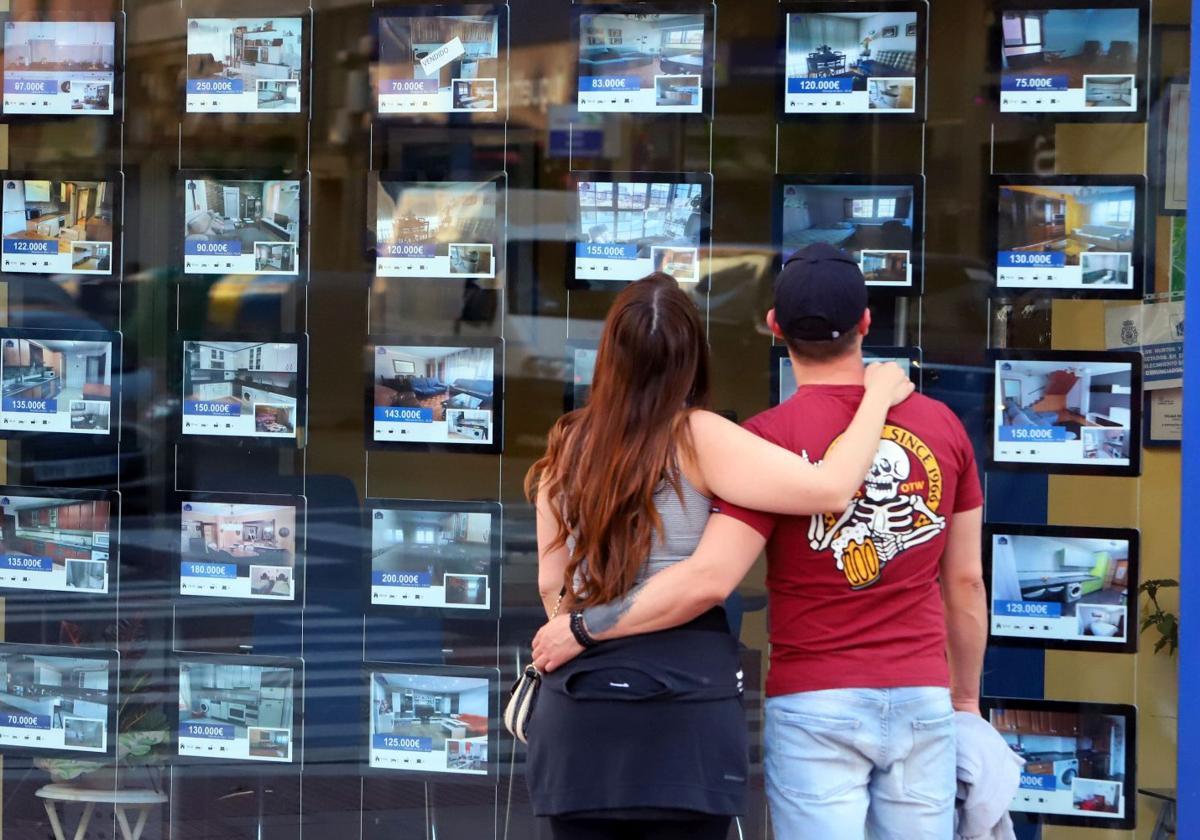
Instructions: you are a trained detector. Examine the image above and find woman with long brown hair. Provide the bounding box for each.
[522,273,912,840]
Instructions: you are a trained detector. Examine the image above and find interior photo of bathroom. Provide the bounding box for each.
[378,14,500,104]
[786,9,918,105]
[375,180,497,269]
[577,13,706,86]
[779,182,914,268]
[184,179,301,270]
[371,508,492,606]
[1,179,114,269]
[178,661,294,758]
[999,7,1139,88]
[370,671,489,773]
[0,494,111,592]
[990,532,1131,637]
[0,651,109,752]
[0,338,113,430]
[180,501,297,597]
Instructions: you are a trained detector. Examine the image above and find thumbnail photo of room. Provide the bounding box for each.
[786,10,918,108]
[997,360,1133,461]
[991,533,1130,634]
[2,179,114,270]
[378,15,500,109]
[375,180,496,274]
[373,345,494,423]
[2,22,115,112]
[181,501,297,598]
[370,672,489,774]
[1000,8,1138,92]
[0,494,110,592]
[178,662,293,760]
[993,708,1127,817]
[779,183,914,282]
[184,179,301,273]
[183,341,299,436]
[371,508,492,607]
[186,18,303,99]
[1,338,112,431]
[578,180,704,281]
[0,651,109,752]
[998,184,1135,284]
[578,13,705,104]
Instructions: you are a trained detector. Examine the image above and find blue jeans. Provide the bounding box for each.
[765,687,956,840]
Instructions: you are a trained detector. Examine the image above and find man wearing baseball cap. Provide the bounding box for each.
[532,243,988,839]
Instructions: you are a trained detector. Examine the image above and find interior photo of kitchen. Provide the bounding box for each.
[786,10,918,98]
[578,180,704,254]
[1,179,114,268]
[178,662,294,749]
[2,22,115,112]
[180,501,296,597]
[183,341,299,435]
[780,183,913,265]
[186,18,303,89]
[1000,8,1139,88]
[373,345,494,421]
[371,508,491,604]
[997,184,1136,266]
[578,13,705,84]
[0,651,109,751]
[0,495,111,590]
[370,672,489,771]
[378,14,500,101]
[993,708,1127,815]
[1,338,113,429]
[997,360,1132,453]
[375,181,496,261]
[184,179,300,269]
[990,533,1130,634]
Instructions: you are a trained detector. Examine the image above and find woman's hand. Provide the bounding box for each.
[531,614,584,673]
[863,361,915,407]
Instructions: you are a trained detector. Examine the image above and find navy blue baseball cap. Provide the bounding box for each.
[774,242,869,341]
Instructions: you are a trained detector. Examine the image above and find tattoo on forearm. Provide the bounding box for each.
[583,580,647,635]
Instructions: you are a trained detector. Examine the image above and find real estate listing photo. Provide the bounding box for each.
[779,181,914,269]
[1000,7,1139,88]
[578,180,704,266]
[373,345,495,421]
[378,13,500,105]
[1,338,113,430]
[786,8,919,105]
[184,179,301,272]
[0,651,109,752]
[187,18,303,91]
[180,501,297,597]
[578,13,706,94]
[375,180,497,266]
[371,672,489,771]
[371,507,493,606]
[182,341,300,436]
[178,662,294,750]
[2,21,115,111]
[0,494,110,590]
[997,360,1133,457]
[2,179,114,269]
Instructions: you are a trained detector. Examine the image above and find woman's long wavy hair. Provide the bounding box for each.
[525,273,710,608]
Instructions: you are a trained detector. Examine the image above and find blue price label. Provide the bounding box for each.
[181,722,236,740]
[375,406,434,423]
[373,733,433,752]
[1020,773,1057,791]
[998,251,1067,268]
[2,397,57,414]
[580,75,640,92]
[3,78,57,95]
[185,240,241,256]
[995,599,1063,618]
[385,78,439,94]
[787,77,856,94]
[385,243,437,258]
[1001,74,1069,92]
[181,562,237,579]
[3,239,55,255]
[186,79,245,94]
[184,401,241,416]
[575,242,638,260]
[371,570,433,587]
[1,712,50,730]
[998,425,1069,443]
[0,554,53,572]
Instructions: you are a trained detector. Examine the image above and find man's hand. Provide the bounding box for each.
[531,614,584,673]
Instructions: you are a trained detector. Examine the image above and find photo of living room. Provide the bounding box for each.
[371,507,493,610]
[779,182,914,284]
[0,338,112,433]
[577,13,706,99]
[373,345,494,423]
[2,21,115,115]
[1000,8,1139,89]
[1,179,114,274]
[369,671,489,775]
[182,341,299,439]
[178,661,294,762]
[0,650,109,753]
[0,493,111,594]
[377,14,500,112]
[186,18,303,113]
[785,10,918,110]
[997,184,1136,275]
[184,178,301,275]
[180,501,297,600]
[374,180,497,278]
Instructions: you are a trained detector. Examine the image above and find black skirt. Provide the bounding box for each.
[526,609,748,818]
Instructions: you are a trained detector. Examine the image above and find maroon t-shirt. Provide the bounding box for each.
[717,385,984,697]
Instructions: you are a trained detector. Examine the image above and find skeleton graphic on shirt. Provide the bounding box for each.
[805,428,948,588]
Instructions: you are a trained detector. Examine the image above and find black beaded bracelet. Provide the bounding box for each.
[569,610,599,649]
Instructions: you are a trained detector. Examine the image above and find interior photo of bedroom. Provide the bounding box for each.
[0,652,109,751]
[178,662,294,754]
[1,179,114,269]
[997,184,1135,284]
[578,13,705,92]
[379,15,499,101]
[186,19,303,89]
[181,501,297,597]
[371,508,491,606]
[373,345,494,421]
[998,360,1132,459]
[371,672,489,772]
[184,179,301,270]
[578,180,704,254]
[0,495,110,591]
[780,182,913,268]
[375,181,496,262]
[1,338,112,429]
[787,10,918,106]
[991,533,1130,633]
[183,341,299,435]
[1000,7,1139,88]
